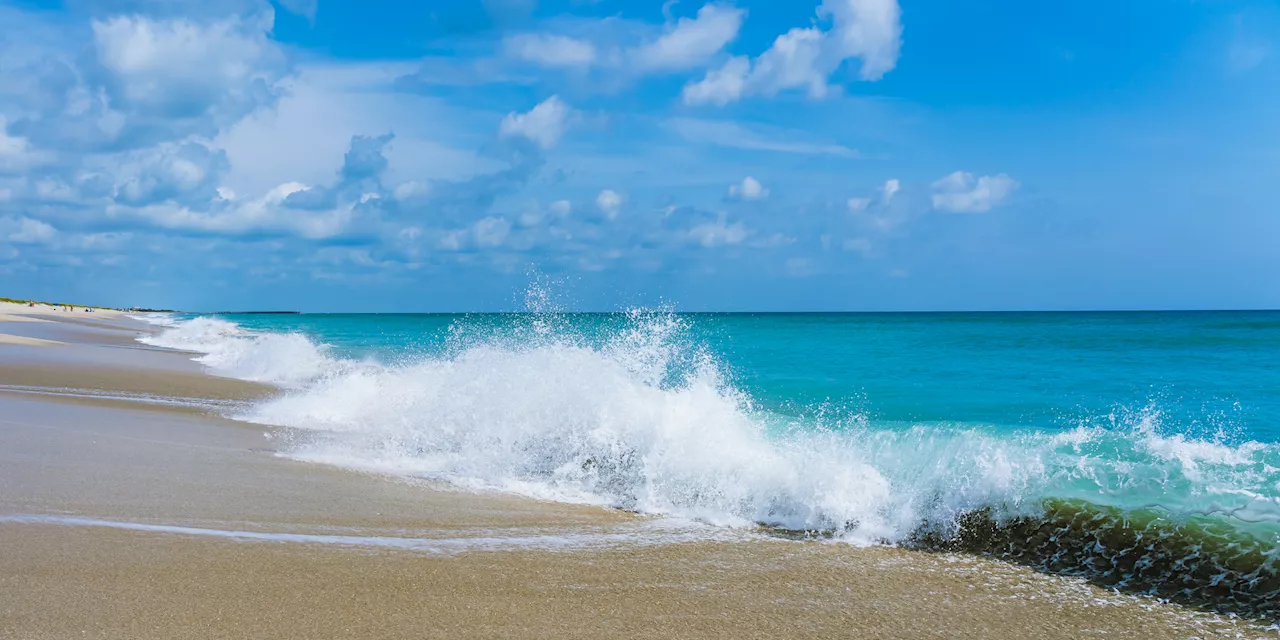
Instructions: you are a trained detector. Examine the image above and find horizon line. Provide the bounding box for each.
[184,308,1280,315]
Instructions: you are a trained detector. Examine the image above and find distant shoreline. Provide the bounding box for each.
[6,294,1279,316]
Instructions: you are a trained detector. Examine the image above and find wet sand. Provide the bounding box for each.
[0,309,1273,639]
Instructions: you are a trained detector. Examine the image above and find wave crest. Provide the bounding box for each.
[139,311,1280,617]
[139,316,337,387]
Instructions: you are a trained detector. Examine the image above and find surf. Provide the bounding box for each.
[136,308,1280,619]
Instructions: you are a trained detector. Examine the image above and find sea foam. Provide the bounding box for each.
[134,310,1280,616]
[138,315,340,387]
[138,311,1280,541]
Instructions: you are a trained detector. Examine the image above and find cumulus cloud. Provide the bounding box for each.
[101,134,399,240]
[117,181,282,232]
[881,178,900,203]
[728,176,768,200]
[112,141,229,207]
[633,3,746,71]
[0,9,290,160]
[0,2,911,286]
[0,117,40,172]
[681,56,750,106]
[596,189,622,219]
[683,0,901,105]
[549,199,572,216]
[820,0,902,81]
[6,217,57,244]
[504,34,597,68]
[930,171,1018,213]
[502,3,743,79]
[473,216,512,247]
[846,178,898,212]
[393,181,429,201]
[499,96,571,150]
[341,133,395,183]
[91,13,287,123]
[689,212,747,247]
[745,27,829,98]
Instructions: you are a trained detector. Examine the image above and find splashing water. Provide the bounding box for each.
[136,305,1280,617]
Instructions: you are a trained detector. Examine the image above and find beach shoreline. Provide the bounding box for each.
[1,305,1274,639]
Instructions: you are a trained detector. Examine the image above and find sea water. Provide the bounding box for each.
[136,307,1280,617]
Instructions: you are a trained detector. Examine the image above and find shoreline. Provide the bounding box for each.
[1,304,1275,638]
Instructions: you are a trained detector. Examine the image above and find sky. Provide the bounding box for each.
[0,0,1277,311]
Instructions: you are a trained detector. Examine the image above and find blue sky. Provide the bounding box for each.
[1,0,1277,311]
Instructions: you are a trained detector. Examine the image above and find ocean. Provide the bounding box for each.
[136,307,1280,618]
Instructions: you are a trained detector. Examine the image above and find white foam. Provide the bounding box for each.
[0,514,742,554]
[140,313,1280,542]
[231,314,1056,544]
[0,384,247,411]
[139,316,340,387]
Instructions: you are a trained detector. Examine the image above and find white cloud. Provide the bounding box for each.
[666,117,857,157]
[549,199,572,216]
[930,171,1018,213]
[847,178,898,212]
[689,212,747,247]
[499,95,571,150]
[881,178,900,203]
[633,3,746,71]
[473,216,512,247]
[728,176,768,200]
[438,229,465,251]
[746,27,830,98]
[820,0,903,81]
[91,13,287,122]
[0,117,31,158]
[596,189,622,218]
[111,141,228,206]
[113,181,360,240]
[505,3,743,78]
[518,205,542,227]
[393,180,429,201]
[683,0,902,105]
[504,34,597,68]
[33,179,78,201]
[7,217,57,244]
[0,117,41,172]
[681,56,750,106]
[215,62,495,197]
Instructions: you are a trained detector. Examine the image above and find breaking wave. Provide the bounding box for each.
[137,309,1280,618]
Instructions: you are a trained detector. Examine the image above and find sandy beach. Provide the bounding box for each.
[1,304,1274,639]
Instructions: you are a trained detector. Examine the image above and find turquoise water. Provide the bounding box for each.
[215,310,1278,440]
[143,309,1280,617]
